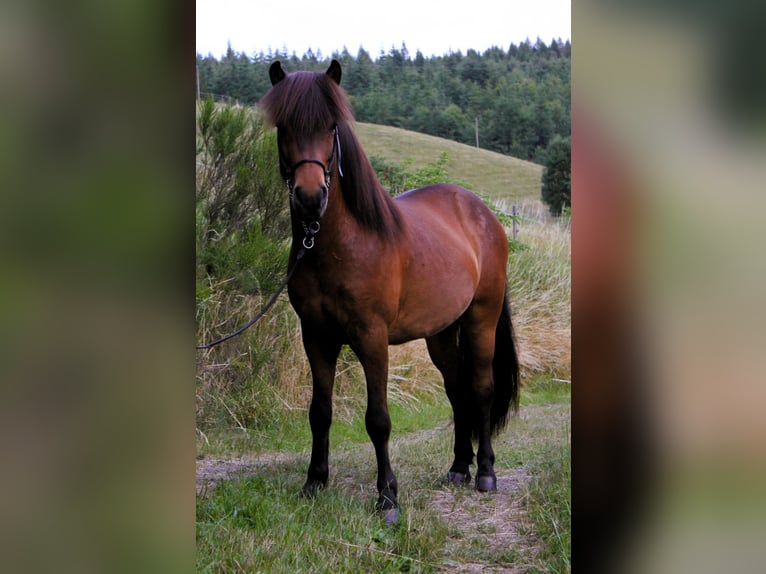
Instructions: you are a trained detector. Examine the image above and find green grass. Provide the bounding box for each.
[355,122,543,202]
[196,383,453,459]
[197,382,570,572]
[521,375,572,407]
[197,473,450,573]
[524,442,571,573]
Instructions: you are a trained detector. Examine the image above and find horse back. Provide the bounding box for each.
[395,184,507,268]
[387,184,509,341]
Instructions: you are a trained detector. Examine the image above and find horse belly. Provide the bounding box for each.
[388,270,476,344]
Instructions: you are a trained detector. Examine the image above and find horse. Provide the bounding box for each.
[260,59,520,524]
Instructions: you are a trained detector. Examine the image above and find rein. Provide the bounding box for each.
[195,223,320,350]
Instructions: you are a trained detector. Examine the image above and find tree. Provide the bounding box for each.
[541,136,571,215]
[198,42,571,161]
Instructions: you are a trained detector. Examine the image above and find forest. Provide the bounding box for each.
[196,38,570,162]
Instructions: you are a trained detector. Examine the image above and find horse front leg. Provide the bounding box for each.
[353,327,398,524]
[301,327,342,498]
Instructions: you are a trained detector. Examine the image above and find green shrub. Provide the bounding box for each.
[196,100,293,294]
[196,98,289,244]
[196,101,297,433]
[370,151,457,196]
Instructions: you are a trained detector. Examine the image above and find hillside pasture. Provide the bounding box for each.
[355,122,544,202]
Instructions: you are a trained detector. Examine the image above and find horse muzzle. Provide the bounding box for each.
[292,184,328,220]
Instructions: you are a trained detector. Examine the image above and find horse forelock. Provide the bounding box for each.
[259,71,353,137]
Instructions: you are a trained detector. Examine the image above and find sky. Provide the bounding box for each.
[196,0,571,59]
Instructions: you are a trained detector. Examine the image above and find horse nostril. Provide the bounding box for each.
[292,186,327,216]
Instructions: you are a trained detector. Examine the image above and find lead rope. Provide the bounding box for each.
[195,223,319,350]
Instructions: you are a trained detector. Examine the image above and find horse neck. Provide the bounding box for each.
[289,130,403,252]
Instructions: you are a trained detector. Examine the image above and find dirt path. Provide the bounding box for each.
[195,402,571,572]
[196,451,301,495]
[196,425,536,572]
[431,467,532,573]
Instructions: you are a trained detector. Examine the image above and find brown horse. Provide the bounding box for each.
[260,60,519,523]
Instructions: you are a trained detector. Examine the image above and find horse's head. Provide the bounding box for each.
[276,122,339,221]
[264,60,345,221]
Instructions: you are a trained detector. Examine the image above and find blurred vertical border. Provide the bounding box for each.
[573,1,766,572]
[0,1,195,572]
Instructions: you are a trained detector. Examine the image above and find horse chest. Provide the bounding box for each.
[289,266,395,333]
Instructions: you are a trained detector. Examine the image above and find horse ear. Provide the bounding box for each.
[326,59,342,85]
[269,61,286,85]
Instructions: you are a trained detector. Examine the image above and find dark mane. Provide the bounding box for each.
[259,69,403,238]
[335,123,403,237]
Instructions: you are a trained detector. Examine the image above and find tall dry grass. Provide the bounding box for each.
[501,198,571,380]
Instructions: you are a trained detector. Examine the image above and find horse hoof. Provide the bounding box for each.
[382,507,399,526]
[300,481,324,499]
[476,474,497,492]
[447,471,472,486]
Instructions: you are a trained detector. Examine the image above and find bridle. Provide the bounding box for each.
[278,124,344,199]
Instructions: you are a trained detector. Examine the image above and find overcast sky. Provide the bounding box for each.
[196,0,571,59]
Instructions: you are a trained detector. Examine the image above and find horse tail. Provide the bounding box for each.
[489,289,520,435]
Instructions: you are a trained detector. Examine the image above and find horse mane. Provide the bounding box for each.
[259,69,403,238]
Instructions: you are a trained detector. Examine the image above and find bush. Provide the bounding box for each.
[196,100,292,291]
[196,98,289,243]
[541,136,570,216]
[196,101,297,435]
[369,151,460,196]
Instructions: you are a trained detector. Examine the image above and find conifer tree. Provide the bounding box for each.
[541,136,571,215]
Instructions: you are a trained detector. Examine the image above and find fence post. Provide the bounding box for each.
[512,204,518,240]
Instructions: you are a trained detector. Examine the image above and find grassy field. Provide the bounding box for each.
[196,119,570,572]
[355,122,544,202]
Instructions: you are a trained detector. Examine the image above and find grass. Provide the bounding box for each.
[196,381,570,573]
[355,123,544,202]
[503,200,571,381]
[524,442,571,573]
[197,473,450,573]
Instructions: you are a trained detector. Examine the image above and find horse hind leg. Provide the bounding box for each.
[461,302,502,493]
[426,323,475,487]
